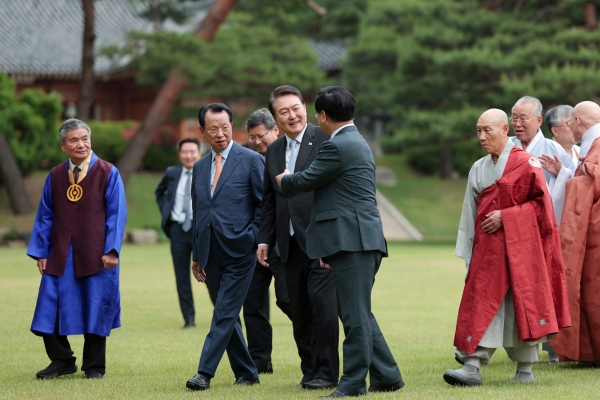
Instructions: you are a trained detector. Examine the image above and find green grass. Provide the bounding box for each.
[375,155,466,242]
[1,242,599,399]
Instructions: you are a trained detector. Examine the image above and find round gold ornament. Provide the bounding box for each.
[67,184,83,202]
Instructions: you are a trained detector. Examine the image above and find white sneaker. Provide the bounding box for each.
[510,371,534,383]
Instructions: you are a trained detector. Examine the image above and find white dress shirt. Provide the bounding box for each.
[171,167,193,223]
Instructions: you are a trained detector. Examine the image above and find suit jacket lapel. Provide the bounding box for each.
[277,137,286,173]
[295,123,318,172]
[212,142,242,198]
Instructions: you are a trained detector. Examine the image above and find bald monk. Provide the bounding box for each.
[444,109,571,386]
[552,101,600,366]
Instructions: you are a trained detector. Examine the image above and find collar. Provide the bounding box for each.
[331,123,355,139]
[69,158,85,170]
[579,123,600,158]
[211,140,233,161]
[285,123,307,147]
[515,129,543,150]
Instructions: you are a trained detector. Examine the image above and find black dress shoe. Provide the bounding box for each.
[368,380,405,392]
[186,373,210,390]
[85,369,103,379]
[303,378,338,390]
[233,376,260,386]
[318,390,351,398]
[183,320,196,329]
[36,360,78,379]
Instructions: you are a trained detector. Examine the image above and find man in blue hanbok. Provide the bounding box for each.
[510,96,576,226]
[27,119,127,379]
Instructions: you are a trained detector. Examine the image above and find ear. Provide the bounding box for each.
[550,126,558,137]
[536,115,543,126]
[273,125,280,135]
[60,141,66,153]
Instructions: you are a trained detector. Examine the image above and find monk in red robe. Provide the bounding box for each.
[444,109,570,386]
[552,101,600,365]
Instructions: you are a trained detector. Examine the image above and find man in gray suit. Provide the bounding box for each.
[276,86,404,398]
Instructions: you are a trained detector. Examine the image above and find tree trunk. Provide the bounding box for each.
[585,3,597,30]
[76,0,96,121]
[116,0,239,187]
[0,130,32,214]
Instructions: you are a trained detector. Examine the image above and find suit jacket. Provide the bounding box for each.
[258,123,329,263]
[281,125,387,259]
[192,141,264,267]
[155,165,185,238]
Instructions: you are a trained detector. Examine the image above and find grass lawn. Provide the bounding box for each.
[1,242,598,399]
[375,155,466,242]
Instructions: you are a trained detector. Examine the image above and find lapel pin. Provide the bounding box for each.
[308,142,313,146]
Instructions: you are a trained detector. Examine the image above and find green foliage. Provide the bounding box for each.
[0,73,63,176]
[142,136,180,172]
[236,0,367,40]
[88,120,135,164]
[348,0,600,176]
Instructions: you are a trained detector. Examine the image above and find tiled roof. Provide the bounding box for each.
[308,39,347,71]
[0,0,347,81]
[0,0,213,80]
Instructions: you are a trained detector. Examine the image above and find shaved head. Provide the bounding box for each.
[570,101,600,142]
[478,108,509,126]
[476,108,510,160]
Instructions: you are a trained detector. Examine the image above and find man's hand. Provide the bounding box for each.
[192,261,206,282]
[481,210,503,234]
[102,251,119,269]
[539,154,562,177]
[319,258,331,270]
[37,258,47,275]
[275,169,290,188]
[257,245,269,267]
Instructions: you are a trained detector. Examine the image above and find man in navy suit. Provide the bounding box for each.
[185,103,264,391]
[155,137,202,328]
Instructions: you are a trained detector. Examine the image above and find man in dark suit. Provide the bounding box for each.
[185,103,263,391]
[277,86,405,398]
[243,108,292,374]
[257,85,339,390]
[155,137,202,328]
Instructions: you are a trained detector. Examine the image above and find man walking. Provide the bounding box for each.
[155,137,202,328]
[185,103,263,390]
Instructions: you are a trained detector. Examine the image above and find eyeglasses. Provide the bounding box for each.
[206,126,230,135]
[510,116,537,124]
[248,127,273,142]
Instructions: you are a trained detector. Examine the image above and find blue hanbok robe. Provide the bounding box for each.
[511,130,576,225]
[27,152,127,337]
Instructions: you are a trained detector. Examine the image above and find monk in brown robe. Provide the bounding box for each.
[553,101,600,365]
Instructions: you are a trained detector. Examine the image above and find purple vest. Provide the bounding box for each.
[46,158,112,278]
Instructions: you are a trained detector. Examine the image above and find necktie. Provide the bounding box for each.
[73,166,81,183]
[287,139,298,173]
[287,140,298,235]
[212,154,223,195]
[181,171,192,232]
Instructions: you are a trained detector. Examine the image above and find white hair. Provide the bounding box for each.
[512,96,543,117]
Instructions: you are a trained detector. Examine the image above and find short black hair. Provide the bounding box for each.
[315,86,355,123]
[268,85,305,115]
[198,103,233,128]
[177,137,201,152]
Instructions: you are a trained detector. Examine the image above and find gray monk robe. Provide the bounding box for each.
[455,139,543,363]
